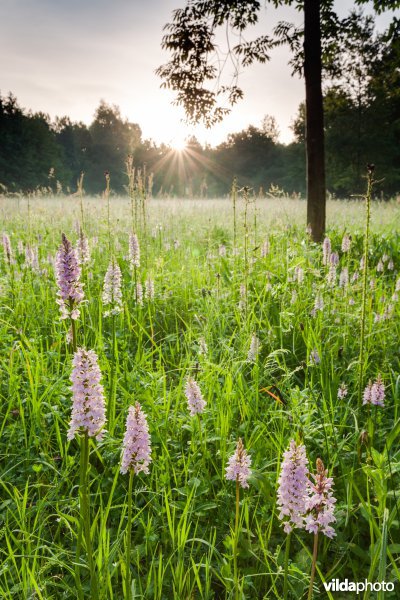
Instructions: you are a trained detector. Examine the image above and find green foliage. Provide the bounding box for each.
[290,13,400,198]
[87,101,142,193]
[323,13,400,196]
[0,195,400,597]
[0,94,69,191]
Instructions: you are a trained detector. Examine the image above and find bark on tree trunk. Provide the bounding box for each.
[304,0,326,242]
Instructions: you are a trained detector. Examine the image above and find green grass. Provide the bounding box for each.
[0,193,399,599]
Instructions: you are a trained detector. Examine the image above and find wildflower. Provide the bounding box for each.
[351,271,359,283]
[66,326,73,344]
[102,260,122,316]
[198,337,208,356]
[239,283,247,310]
[136,281,143,306]
[310,349,321,365]
[341,233,351,252]
[322,237,331,265]
[291,289,298,304]
[286,272,294,284]
[277,440,309,533]
[225,438,252,489]
[377,260,384,273]
[129,233,140,268]
[185,377,206,416]
[76,228,90,265]
[145,277,155,300]
[261,238,270,258]
[349,297,355,306]
[327,265,337,286]
[388,259,394,270]
[295,266,304,284]
[219,244,226,257]
[55,233,84,320]
[25,245,39,271]
[25,245,33,268]
[32,247,40,271]
[174,239,180,250]
[384,304,394,320]
[337,383,348,399]
[363,375,385,407]
[363,380,373,404]
[329,252,339,266]
[120,402,152,475]
[247,333,260,362]
[305,458,336,539]
[369,278,376,290]
[339,267,349,288]
[314,295,324,312]
[17,240,24,255]
[396,278,400,292]
[67,348,106,441]
[2,233,13,264]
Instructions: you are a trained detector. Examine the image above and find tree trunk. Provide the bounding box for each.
[304,0,326,242]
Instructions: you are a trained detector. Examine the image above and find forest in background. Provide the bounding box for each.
[0,13,399,199]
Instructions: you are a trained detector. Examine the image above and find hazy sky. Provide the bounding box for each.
[0,0,397,147]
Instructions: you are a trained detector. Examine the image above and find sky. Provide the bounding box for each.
[0,0,397,147]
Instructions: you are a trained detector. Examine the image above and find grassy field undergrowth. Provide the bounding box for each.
[0,193,399,599]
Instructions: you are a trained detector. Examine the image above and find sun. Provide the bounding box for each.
[169,136,187,152]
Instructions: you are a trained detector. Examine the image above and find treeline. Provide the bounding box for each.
[0,14,399,198]
[0,94,300,197]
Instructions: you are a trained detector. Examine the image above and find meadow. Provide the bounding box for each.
[1,191,400,599]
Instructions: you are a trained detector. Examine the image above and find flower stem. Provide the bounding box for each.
[141,182,147,266]
[71,317,77,353]
[134,265,138,302]
[358,167,373,407]
[81,434,98,599]
[109,314,117,434]
[197,413,204,458]
[308,532,319,600]
[105,172,111,253]
[75,465,84,600]
[125,470,134,599]
[232,178,237,251]
[234,477,240,600]
[243,188,249,318]
[283,532,291,599]
[78,172,85,229]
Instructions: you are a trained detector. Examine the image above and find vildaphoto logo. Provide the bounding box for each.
[323,579,395,594]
